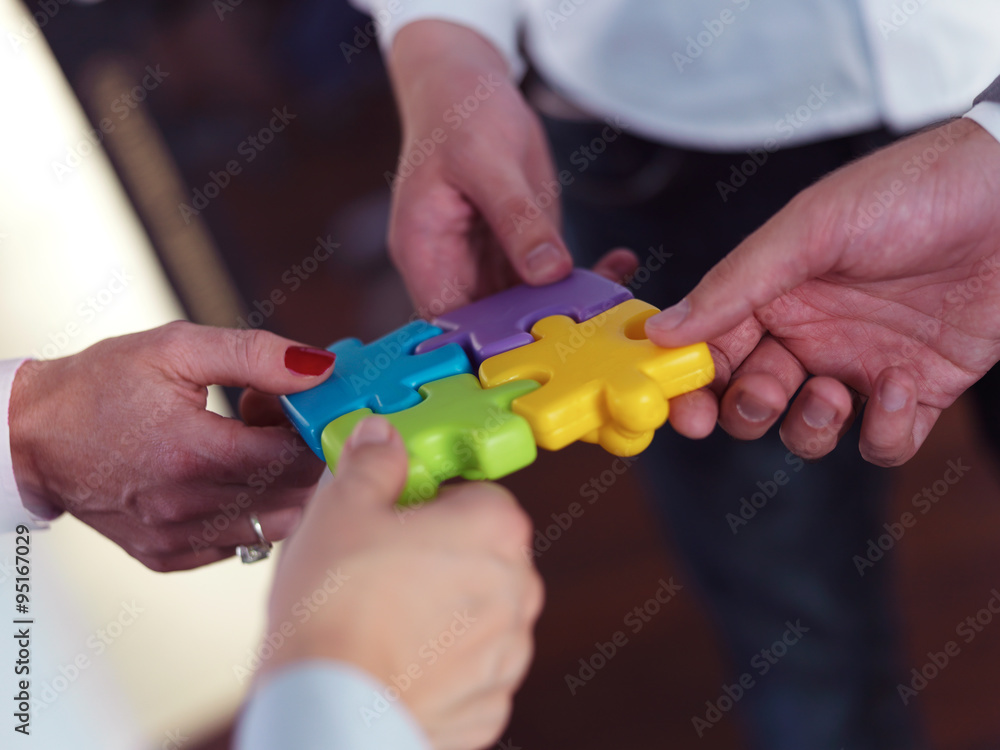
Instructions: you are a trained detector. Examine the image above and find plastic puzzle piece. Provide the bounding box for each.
[280,321,471,457]
[415,269,633,366]
[321,374,540,505]
[479,299,715,456]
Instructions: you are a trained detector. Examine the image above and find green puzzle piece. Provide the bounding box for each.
[321,373,541,505]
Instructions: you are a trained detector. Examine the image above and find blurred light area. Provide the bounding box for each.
[0,0,270,746]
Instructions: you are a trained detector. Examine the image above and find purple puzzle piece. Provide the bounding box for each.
[415,269,633,366]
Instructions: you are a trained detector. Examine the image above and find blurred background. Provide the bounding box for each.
[1,0,999,748]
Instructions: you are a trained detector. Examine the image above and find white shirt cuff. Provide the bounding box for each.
[0,358,50,533]
[964,102,1000,146]
[236,661,431,750]
[349,0,525,80]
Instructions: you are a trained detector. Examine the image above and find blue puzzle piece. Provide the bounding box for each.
[280,321,472,457]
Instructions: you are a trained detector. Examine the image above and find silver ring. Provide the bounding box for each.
[236,513,273,564]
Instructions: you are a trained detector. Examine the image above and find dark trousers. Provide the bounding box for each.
[542,114,917,750]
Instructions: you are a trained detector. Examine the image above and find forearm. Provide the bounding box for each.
[387,20,511,126]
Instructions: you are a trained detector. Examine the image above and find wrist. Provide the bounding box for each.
[9,360,60,514]
[388,21,510,121]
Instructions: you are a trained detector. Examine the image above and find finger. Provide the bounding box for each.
[668,388,718,439]
[185,418,325,492]
[318,417,409,513]
[135,499,299,572]
[777,377,857,459]
[859,368,920,466]
[160,321,336,395]
[644,191,837,348]
[591,247,640,284]
[718,372,790,439]
[414,482,534,565]
[179,506,305,554]
[717,336,809,438]
[459,158,574,287]
[239,389,290,427]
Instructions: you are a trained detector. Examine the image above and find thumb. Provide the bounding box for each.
[644,196,835,347]
[164,322,336,395]
[326,417,409,511]
[462,160,574,286]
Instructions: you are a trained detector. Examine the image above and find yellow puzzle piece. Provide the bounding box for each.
[478,299,715,456]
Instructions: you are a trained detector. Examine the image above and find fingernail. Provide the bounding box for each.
[285,346,336,376]
[802,396,836,429]
[524,243,565,280]
[350,417,391,447]
[735,393,774,423]
[647,298,690,333]
[878,378,908,413]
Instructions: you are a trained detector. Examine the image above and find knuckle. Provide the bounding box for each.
[230,328,268,381]
[156,320,196,353]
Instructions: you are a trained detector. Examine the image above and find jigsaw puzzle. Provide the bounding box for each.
[280,269,715,504]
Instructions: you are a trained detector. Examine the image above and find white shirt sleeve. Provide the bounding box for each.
[347,0,525,79]
[0,358,49,534]
[964,102,1000,148]
[236,661,432,750]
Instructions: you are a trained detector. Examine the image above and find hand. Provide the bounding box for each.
[262,416,544,750]
[647,119,1000,465]
[9,321,336,571]
[385,20,575,313]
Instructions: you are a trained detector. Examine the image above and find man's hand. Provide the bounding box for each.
[262,417,544,750]
[648,119,1000,466]
[9,321,336,571]
[386,20,575,313]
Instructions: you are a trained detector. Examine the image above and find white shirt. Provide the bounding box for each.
[236,662,431,750]
[351,0,1000,150]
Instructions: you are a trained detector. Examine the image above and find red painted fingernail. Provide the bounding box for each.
[285,347,336,376]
